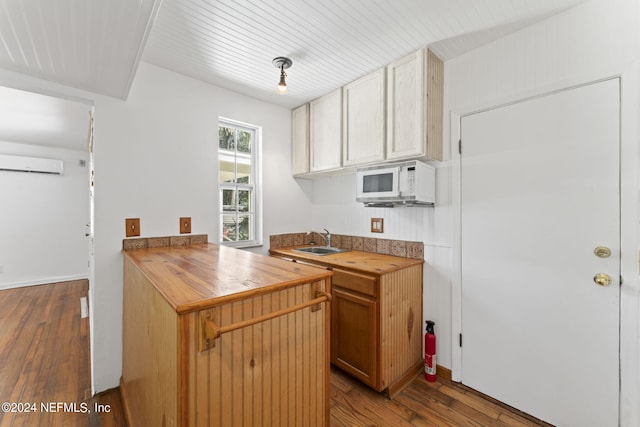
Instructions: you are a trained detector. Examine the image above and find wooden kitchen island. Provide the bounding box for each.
[121,242,332,427]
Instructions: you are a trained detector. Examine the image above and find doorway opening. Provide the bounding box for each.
[0,84,95,389]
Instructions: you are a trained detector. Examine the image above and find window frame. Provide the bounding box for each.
[218,117,262,248]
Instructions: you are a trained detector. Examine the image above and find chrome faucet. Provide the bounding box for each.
[308,228,331,247]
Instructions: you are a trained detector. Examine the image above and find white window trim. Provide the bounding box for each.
[218,117,263,248]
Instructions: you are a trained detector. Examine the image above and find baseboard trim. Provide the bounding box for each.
[437,364,452,381]
[385,360,424,399]
[0,275,89,291]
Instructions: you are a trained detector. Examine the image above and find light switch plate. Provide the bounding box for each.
[180,217,192,234]
[125,218,140,237]
[371,218,384,233]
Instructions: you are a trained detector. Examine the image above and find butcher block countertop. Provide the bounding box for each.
[122,243,332,314]
[269,246,424,275]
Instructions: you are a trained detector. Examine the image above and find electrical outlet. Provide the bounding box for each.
[125,218,141,237]
[180,217,192,234]
[0,265,4,274]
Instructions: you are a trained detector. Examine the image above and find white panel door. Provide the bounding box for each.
[460,79,620,427]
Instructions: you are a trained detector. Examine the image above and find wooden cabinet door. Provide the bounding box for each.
[291,104,309,176]
[387,49,425,160]
[342,68,386,166]
[310,89,342,172]
[331,287,377,388]
[387,49,443,161]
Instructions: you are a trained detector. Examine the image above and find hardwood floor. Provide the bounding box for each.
[0,280,90,427]
[0,280,550,427]
[330,368,551,427]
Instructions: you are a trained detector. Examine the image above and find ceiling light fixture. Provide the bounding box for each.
[272,57,292,94]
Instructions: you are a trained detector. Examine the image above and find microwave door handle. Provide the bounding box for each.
[394,168,402,196]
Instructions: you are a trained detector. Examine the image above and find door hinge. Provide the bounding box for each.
[620,275,623,286]
[458,139,462,154]
[459,333,463,347]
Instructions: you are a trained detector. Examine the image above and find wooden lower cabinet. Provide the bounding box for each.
[332,287,377,387]
[330,266,423,397]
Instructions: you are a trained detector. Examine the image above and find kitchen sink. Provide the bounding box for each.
[293,246,350,256]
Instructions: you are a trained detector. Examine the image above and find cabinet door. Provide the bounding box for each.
[291,104,309,176]
[387,49,425,160]
[331,287,377,388]
[387,49,443,161]
[310,89,342,172]
[342,68,386,166]
[424,49,444,161]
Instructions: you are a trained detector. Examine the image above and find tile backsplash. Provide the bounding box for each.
[122,234,208,250]
[270,232,424,260]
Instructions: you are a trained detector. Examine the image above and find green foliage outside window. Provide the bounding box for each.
[222,215,251,242]
[219,127,251,153]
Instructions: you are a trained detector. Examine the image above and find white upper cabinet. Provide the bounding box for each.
[292,48,443,177]
[387,49,443,161]
[291,104,309,176]
[310,88,342,172]
[342,68,386,166]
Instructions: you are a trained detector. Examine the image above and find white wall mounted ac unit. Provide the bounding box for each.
[0,154,64,175]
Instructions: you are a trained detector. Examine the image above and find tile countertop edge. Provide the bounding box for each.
[269,246,424,275]
[123,243,333,314]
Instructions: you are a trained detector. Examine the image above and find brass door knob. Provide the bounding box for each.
[593,273,612,286]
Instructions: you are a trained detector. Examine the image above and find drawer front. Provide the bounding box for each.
[293,259,330,270]
[332,268,377,297]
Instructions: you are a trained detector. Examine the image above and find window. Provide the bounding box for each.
[218,118,261,247]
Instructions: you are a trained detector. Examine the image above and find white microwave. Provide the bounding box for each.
[356,160,435,207]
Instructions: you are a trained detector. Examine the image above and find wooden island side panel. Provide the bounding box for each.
[379,264,423,396]
[184,281,330,427]
[122,256,178,426]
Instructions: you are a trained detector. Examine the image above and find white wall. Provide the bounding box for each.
[0,141,89,289]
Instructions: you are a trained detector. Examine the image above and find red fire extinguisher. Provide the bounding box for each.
[424,320,437,382]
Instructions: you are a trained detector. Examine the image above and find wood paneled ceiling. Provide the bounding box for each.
[0,0,161,99]
[0,0,586,108]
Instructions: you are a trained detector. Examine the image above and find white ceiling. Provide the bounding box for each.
[142,0,587,108]
[0,0,587,148]
[0,0,160,99]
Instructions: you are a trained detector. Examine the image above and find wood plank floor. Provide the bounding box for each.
[0,280,550,427]
[0,280,91,427]
[330,368,550,427]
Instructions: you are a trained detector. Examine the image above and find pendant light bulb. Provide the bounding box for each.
[277,66,287,93]
[273,57,292,94]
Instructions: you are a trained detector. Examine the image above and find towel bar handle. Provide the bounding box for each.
[199,289,331,351]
